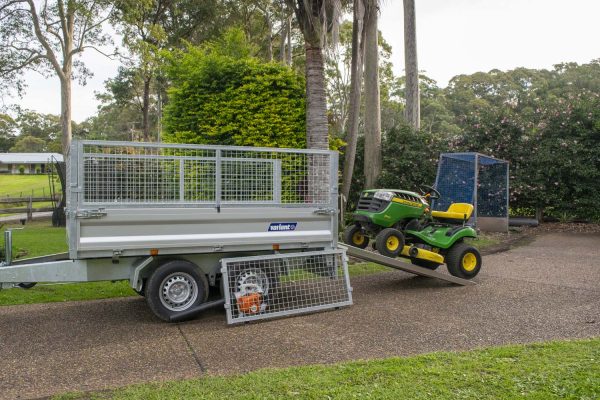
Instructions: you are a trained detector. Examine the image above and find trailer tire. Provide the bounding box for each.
[375,228,404,258]
[446,243,481,279]
[17,282,37,289]
[145,260,209,321]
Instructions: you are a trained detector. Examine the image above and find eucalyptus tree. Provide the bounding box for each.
[340,0,365,199]
[0,0,113,154]
[403,0,419,129]
[285,0,342,150]
[362,0,380,187]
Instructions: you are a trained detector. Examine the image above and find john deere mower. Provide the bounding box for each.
[343,185,482,279]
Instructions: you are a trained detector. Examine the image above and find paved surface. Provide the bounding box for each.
[0,233,598,399]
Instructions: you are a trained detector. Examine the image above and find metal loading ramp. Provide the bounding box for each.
[339,244,476,286]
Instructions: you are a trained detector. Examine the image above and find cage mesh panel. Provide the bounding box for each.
[81,143,331,206]
[433,154,475,211]
[433,153,509,219]
[222,250,352,324]
[477,158,509,217]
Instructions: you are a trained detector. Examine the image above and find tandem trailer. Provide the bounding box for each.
[1,140,471,323]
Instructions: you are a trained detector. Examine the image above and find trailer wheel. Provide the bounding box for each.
[17,282,37,289]
[145,260,209,321]
[343,225,369,249]
[375,228,404,258]
[446,243,482,279]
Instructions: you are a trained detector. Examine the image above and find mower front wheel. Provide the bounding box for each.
[343,225,369,249]
[446,242,482,279]
[376,228,405,258]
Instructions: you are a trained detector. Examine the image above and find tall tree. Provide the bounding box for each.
[403,0,419,129]
[0,0,112,155]
[363,0,381,187]
[341,0,366,199]
[285,0,341,149]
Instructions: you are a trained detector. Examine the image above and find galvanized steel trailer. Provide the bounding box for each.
[1,140,353,321]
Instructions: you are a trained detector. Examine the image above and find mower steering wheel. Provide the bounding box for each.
[419,185,441,201]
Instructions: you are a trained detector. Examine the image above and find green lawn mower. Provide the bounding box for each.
[343,185,482,279]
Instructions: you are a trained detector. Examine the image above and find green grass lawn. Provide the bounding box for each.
[0,174,58,198]
[0,220,137,306]
[55,338,600,400]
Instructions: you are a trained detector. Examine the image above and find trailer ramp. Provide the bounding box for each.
[339,244,475,286]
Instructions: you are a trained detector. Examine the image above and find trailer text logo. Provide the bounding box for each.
[268,222,298,232]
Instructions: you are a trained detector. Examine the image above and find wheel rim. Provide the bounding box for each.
[352,231,365,245]
[236,269,270,295]
[386,236,400,251]
[159,272,198,312]
[462,252,477,271]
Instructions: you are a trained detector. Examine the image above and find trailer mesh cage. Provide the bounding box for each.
[74,141,333,207]
[221,249,352,324]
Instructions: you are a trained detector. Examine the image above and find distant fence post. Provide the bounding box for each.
[27,196,33,221]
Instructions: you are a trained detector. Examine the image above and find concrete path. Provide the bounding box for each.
[0,212,52,223]
[0,232,598,399]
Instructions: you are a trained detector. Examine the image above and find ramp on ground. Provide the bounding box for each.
[340,244,475,286]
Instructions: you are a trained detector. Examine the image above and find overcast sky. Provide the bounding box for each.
[9,0,600,122]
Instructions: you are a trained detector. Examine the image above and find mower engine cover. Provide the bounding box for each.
[353,189,428,229]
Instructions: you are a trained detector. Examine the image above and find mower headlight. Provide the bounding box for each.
[374,191,395,201]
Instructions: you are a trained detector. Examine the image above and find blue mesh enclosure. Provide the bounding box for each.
[433,153,509,220]
[433,153,476,212]
[477,156,509,217]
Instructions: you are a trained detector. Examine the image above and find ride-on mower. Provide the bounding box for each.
[343,185,482,279]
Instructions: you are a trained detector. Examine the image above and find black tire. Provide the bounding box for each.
[17,282,37,289]
[343,225,369,249]
[375,228,405,258]
[445,242,482,279]
[411,259,441,270]
[145,260,209,321]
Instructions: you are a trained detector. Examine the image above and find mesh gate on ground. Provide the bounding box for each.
[221,249,353,324]
[433,152,509,232]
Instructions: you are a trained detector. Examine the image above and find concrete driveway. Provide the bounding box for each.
[0,232,598,399]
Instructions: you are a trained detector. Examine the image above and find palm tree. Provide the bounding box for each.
[285,0,341,150]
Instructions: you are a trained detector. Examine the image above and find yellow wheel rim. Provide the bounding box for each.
[352,232,365,246]
[462,252,477,272]
[386,236,400,251]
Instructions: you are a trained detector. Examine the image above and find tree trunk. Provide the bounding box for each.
[305,45,329,150]
[142,76,151,141]
[403,0,420,130]
[363,1,381,188]
[341,0,366,200]
[286,15,293,65]
[60,76,72,155]
[279,16,287,63]
[266,14,273,62]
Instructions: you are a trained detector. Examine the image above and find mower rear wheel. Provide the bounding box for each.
[343,225,369,249]
[411,259,441,270]
[376,228,405,258]
[446,242,482,279]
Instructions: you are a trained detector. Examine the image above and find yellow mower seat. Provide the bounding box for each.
[431,203,474,222]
